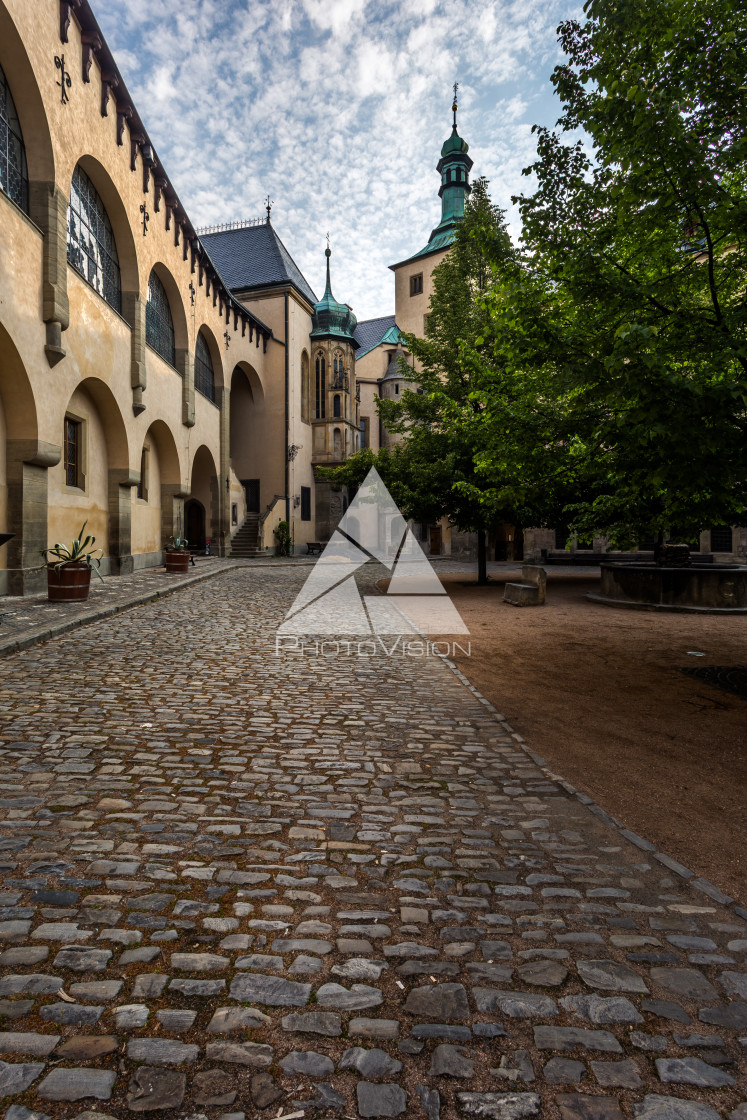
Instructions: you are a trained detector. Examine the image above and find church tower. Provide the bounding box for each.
[389,88,473,340]
[310,243,360,537]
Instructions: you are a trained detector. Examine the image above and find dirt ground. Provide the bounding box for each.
[422,570,746,905]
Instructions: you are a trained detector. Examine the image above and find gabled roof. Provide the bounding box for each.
[354,315,403,358]
[200,221,317,306]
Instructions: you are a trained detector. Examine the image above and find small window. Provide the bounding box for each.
[64,417,82,489]
[301,486,311,522]
[394,383,399,395]
[360,417,368,449]
[410,273,423,296]
[136,446,149,501]
[333,394,341,418]
[711,527,733,552]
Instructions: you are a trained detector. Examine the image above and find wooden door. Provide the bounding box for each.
[429,525,442,555]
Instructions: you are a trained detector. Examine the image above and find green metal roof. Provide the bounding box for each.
[310,247,358,346]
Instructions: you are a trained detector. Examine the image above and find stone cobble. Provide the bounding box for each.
[0,565,743,1120]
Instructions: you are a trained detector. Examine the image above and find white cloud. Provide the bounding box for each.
[89,0,579,318]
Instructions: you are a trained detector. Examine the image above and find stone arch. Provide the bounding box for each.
[132,418,183,558]
[148,261,189,355]
[48,377,134,576]
[189,443,219,549]
[0,321,49,594]
[0,4,55,185]
[229,361,265,521]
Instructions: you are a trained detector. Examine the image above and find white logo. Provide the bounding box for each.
[277,468,468,635]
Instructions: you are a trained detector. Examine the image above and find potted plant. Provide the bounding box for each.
[164,535,191,573]
[41,522,103,602]
[274,520,292,557]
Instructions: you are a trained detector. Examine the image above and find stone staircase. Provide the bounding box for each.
[229,513,263,558]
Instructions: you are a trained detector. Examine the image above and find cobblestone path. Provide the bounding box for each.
[0,567,744,1120]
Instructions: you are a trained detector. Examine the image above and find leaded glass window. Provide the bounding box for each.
[315,353,326,418]
[0,64,28,213]
[67,164,121,312]
[195,332,215,402]
[146,270,175,366]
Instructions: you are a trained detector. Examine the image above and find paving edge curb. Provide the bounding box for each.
[433,649,747,920]
[0,563,251,659]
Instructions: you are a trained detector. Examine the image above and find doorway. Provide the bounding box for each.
[429,525,442,555]
[242,479,260,513]
[185,499,206,551]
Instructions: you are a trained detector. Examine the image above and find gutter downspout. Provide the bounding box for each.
[284,291,290,529]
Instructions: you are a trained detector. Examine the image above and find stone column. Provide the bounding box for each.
[121,292,146,415]
[28,183,70,367]
[107,468,138,575]
[6,440,61,595]
[176,348,195,427]
[215,383,230,556]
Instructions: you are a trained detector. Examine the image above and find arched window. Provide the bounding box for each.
[315,352,326,419]
[146,270,175,366]
[0,64,28,213]
[333,394,341,418]
[195,332,216,403]
[301,351,310,423]
[67,164,121,312]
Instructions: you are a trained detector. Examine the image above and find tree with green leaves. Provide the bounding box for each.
[323,177,570,582]
[507,0,747,551]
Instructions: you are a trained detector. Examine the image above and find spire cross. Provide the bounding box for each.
[452,81,459,127]
[326,232,330,250]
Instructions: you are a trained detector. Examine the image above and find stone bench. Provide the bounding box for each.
[503,564,547,607]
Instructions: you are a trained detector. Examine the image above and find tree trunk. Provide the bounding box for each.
[477,529,488,585]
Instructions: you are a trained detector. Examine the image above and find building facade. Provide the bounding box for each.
[1,0,742,594]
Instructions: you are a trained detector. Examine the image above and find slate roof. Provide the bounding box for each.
[354,315,402,358]
[200,222,317,306]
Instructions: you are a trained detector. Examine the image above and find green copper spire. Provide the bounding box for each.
[311,239,358,346]
[389,88,473,269]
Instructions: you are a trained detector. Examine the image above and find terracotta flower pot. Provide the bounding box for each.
[165,548,190,573]
[47,561,92,602]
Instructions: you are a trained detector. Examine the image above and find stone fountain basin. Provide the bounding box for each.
[588,561,747,613]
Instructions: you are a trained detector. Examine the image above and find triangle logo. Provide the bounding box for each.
[277,468,469,635]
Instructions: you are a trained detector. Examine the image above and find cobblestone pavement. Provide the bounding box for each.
[0,566,744,1120]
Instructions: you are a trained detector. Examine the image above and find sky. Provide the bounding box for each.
[89,0,579,321]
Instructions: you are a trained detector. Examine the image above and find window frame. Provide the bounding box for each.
[66,164,121,314]
[63,414,85,491]
[0,63,29,214]
[410,273,424,296]
[315,352,326,419]
[194,331,216,403]
[300,486,311,522]
[146,270,176,368]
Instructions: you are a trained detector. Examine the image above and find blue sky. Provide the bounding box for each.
[89,0,579,320]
